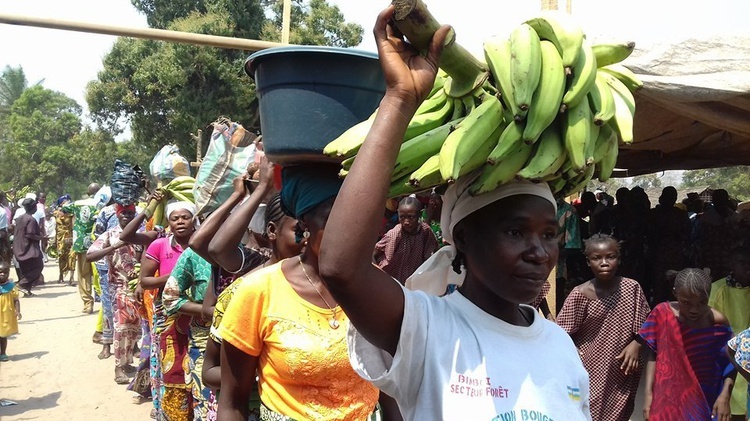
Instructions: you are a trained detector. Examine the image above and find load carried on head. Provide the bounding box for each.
[324,0,640,199]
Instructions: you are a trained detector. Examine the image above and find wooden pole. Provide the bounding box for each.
[281,0,292,44]
[0,13,284,52]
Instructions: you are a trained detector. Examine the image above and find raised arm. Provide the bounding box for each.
[121,191,163,246]
[189,175,252,265]
[208,156,274,273]
[319,6,450,355]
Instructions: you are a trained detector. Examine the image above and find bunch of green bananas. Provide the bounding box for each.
[323,9,641,199]
[146,176,196,227]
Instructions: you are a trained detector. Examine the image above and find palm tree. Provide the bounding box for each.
[0,65,29,118]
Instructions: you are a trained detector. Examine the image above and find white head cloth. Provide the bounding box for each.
[405,174,557,296]
[166,201,197,219]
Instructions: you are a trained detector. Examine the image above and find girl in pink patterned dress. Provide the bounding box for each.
[557,234,650,420]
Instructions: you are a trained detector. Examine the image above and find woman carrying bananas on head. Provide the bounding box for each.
[317,6,591,420]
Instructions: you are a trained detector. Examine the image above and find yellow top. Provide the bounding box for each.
[0,283,19,338]
[709,278,750,415]
[219,261,378,420]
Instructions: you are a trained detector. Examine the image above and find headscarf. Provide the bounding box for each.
[405,174,557,296]
[57,194,72,207]
[166,201,197,219]
[280,164,342,219]
[115,203,136,215]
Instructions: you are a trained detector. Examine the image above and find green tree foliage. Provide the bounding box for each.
[682,166,750,201]
[0,65,28,119]
[87,0,362,156]
[262,0,363,47]
[0,84,151,199]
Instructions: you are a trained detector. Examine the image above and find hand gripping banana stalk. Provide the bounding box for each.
[323,0,642,199]
[145,176,196,228]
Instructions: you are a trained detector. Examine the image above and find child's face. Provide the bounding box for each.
[586,242,620,281]
[0,264,9,283]
[675,287,710,323]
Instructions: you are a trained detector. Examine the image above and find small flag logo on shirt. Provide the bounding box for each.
[567,386,581,401]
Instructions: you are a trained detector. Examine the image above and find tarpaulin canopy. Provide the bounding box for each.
[616,34,750,175]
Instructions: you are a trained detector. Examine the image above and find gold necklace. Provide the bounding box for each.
[298,255,339,329]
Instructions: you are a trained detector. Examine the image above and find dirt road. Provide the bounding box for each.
[0,261,152,420]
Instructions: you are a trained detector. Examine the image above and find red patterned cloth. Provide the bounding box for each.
[556,277,650,421]
[375,222,439,284]
[638,302,733,420]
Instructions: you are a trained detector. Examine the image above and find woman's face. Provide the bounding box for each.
[270,216,304,259]
[675,287,710,323]
[398,205,420,234]
[455,195,559,305]
[168,209,195,238]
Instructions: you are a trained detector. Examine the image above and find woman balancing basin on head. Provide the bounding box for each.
[318,6,591,420]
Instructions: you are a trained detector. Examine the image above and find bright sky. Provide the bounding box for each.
[1,0,748,124]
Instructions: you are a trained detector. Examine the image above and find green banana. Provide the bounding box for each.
[586,121,600,167]
[525,11,584,73]
[564,163,596,196]
[600,72,635,114]
[439,92,504,183]
[451,97,466,121]
[592,41,635,67]
[409,154,444,189]
[563,99,594,172]
[597,124,620,182]
[387,174,419,198]
[428,71,448,98]
[522,40,565,144]
[391,118,462,181]
[468,136,534,196]
[460,93,477,116]
[484,35,522,121]
[166,176,196,188]
[561,40,597,111]
[517,123,567,181]
[340,155,355,172]
[487,120,524,165]
[599,63,643,92]
[608,90,634,144]
[169,189,193,203]
[592,123,616,164]
[509,23,542,117]
[549,177,567,195]
[588,73,616,126]
[404,97,455,141]
[414,88,449,116]
[323,117,374,158]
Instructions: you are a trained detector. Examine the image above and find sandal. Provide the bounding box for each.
[0,354,9,362]
[115,374,130,384]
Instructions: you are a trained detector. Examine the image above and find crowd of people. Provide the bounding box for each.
[1,6,750,421]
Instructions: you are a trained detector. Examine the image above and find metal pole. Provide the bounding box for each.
[281,0,292,44]
[0,13,284,52]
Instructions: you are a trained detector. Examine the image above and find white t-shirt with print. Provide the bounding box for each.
[348,289,592,421]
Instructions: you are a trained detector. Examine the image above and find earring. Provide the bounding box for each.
[303,229,310,239]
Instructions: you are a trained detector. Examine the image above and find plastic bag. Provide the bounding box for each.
[149,144,190,184]
[111,159,146,206]
[193,119,257,216]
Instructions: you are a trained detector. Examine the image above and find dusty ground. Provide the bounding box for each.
[0,261,152,421]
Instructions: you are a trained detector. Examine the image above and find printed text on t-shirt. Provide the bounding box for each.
[449,374,510,398]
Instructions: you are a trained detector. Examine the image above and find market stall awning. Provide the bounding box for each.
[615,34,750,175]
